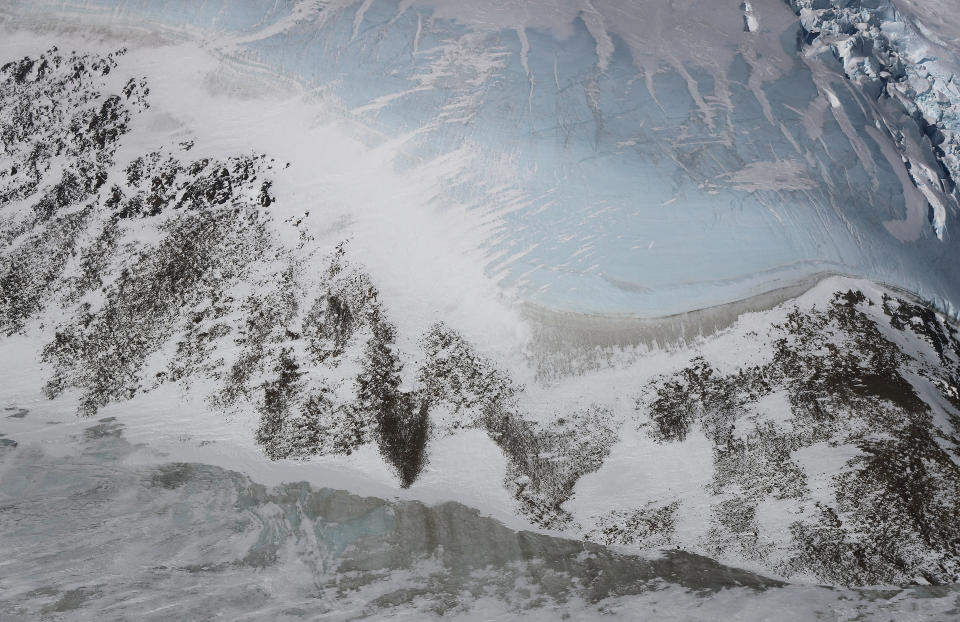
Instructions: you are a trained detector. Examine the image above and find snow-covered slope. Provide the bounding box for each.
[4,411,960,620]
[3,0,960,605]
[3,35,960,588]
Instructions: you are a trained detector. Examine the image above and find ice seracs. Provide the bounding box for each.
[787,0,960,239]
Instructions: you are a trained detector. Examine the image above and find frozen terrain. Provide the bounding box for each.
[3,0,960,619]
[2,411,959,621]
[4,0,960,316]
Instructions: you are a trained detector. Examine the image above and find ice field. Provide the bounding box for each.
[8,0,960,316]
[4,0,960,619]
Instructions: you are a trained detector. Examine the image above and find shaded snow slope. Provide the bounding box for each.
[4,415,959,620]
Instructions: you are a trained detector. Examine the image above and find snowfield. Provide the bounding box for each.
[2,0,960,619]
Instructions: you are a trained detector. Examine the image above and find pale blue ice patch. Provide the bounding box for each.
[8,0,960,316]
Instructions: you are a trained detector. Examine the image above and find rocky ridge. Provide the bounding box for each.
[0,49,617,531]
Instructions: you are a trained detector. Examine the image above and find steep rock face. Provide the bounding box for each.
[0,47,148,333]
[0,49,617,518]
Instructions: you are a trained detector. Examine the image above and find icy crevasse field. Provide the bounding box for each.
[3,0,960,619]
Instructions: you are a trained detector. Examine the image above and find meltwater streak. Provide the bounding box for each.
[5,0,960,318]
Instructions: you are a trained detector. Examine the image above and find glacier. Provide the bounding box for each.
[4,0,960,619]
[6,0,960,316]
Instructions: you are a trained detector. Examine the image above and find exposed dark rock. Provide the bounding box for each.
[0,207,91,334]
[638,290,960,584]
[42,205,270,416]
[357,315,430,488]
[7,44,960,589]
[586,501,680,547]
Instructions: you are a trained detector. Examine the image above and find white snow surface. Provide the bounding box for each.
[2,2,960,615]
[3,282,960,618]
